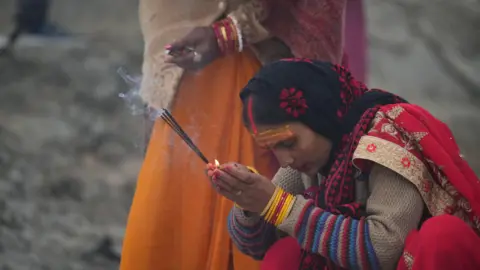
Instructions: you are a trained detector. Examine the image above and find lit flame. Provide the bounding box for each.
[214,159,220,167]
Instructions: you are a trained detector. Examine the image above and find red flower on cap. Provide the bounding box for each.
[279,88,308,117]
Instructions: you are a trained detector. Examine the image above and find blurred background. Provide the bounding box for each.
[0,0,479,269]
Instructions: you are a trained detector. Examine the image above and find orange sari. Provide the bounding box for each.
[120,51,277,270]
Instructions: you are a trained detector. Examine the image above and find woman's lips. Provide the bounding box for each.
[297,163,310,172]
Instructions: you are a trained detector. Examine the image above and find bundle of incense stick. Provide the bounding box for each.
[160,109,209,164]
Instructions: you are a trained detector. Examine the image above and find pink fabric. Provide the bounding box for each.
[262,0,367,81]
[344,0,367,82]
[397,215,480,270]
[263,0,345,65]
[260,237,303,270]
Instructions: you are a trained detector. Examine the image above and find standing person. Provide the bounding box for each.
[344,0,367,82]
[120,1,367,270]
[0,0,67,55]
[211,59,480,269]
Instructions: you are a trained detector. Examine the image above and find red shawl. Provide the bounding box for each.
[261,102,480,270]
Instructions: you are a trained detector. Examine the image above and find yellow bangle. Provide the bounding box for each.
[229,20,239,51]
[234,203,243,209]
[275,194,293,226]
[260,186,279,216]
[283,196,297,223]
[265,189,283,222]
[220,26,228,42]
[269,190,291,225]
[246,166,259,174]
[273,194,290,226]
[265,191,281,221]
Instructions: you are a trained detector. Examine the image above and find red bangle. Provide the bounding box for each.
[220,20,231,53]
[270,191,289,225]
[223,18,237,53]
[229,18,239,51]
[212,23,226,54]
[212,18,239,55]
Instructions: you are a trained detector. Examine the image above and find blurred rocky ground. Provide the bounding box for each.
[366,0,480,170]
[0,0,144,269]
[0,0,479,269]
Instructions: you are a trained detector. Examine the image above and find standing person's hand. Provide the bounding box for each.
[165,27,220,70]
[205,162,276,213]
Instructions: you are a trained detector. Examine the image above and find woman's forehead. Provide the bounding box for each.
[252,124,295,148]
[253,122,308,135]
[253,124,291,135]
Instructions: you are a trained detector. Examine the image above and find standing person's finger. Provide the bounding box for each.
[167,37,190,52]
[166,51,197,67]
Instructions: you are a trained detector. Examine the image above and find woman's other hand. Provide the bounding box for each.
[206,162,276,213]
[165,27,220,70]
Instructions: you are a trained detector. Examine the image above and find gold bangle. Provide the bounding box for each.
[275,194,293,226]
[260,186,279,216]
[229,19,239,51]
[265,189,283,222]
[265,189,281,221]
[272,193,290,226]
[283,196,297,222]
[246,166,259,174]
[219,26,229,52]
[220,26,228,42]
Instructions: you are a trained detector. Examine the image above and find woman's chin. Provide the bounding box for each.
[292,162,320,178]
[298,165,318,179]
[305,170,318,179]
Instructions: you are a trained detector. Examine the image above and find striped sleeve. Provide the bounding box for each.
[226,167,306,259]
[227,206,277,260]
[277,164,424,270]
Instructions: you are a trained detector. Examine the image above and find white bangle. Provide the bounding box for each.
[228,15,244,52]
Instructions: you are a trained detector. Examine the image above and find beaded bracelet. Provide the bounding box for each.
[212,16,244,55]
[261,187,296,226]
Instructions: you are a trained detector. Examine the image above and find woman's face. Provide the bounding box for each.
[253,122,332,177]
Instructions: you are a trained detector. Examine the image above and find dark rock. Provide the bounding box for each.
[82,236,121,262]
[42,176,84,201]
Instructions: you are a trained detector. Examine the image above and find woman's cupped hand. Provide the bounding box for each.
[205,162,276,213]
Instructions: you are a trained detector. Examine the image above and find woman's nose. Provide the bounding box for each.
[273,149,294,168]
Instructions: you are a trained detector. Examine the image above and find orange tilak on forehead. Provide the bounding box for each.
[246,96,295,148]
[252,125,295,148]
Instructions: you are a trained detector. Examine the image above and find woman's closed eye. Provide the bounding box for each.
[275,138,297,149]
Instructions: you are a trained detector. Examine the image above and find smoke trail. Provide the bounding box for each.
[117,67,145,116]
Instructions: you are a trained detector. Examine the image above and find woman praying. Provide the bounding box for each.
[207,59,480,270]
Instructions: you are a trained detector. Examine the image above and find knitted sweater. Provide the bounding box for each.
[227,164,425,270]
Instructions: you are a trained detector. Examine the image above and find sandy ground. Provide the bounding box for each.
[0,0,479,269]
